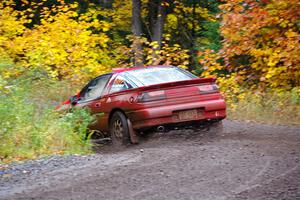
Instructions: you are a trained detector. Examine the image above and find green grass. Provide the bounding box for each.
[0,76,93,163]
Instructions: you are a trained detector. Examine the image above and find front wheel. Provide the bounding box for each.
[109,111,130,146]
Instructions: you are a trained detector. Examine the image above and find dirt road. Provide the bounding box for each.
[0,120,299,200]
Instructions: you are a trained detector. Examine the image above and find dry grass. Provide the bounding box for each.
[226,89,300,125]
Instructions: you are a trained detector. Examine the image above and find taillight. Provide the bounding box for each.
[137,90,166,102]
[198,84,219,93]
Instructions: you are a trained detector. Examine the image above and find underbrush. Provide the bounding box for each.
[224,88,300,125]
[0,76,93,164]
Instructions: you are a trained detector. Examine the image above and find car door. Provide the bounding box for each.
[90,74,136,132]
[76,74,112,131]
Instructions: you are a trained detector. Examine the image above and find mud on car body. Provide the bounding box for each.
[57,66,226,145]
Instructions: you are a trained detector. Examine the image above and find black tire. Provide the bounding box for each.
[109,111,131,146]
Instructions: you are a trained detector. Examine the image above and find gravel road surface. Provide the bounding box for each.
[0,120,299,200]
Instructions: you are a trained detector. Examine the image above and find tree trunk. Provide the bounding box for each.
[132,0,144,66]
[148,0,167,65]
[189,0,196,71]
[151,0,166,49]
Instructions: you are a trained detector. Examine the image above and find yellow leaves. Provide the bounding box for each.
[279,20,290,28]
[233,5,244,13]
[166,14,178,29]
[165,2,213,36]
[70,3,78,9]
[250,49,265,57]
[285,29,298,38]
[0,1,115,83]
[0,6,26,38]
[143,40,189,68]
[266,52,280,67]
[198,50,224,77]
[218,0,300,89]
[62,6,69,12]
[164,34,171,41]
[161,2,170,7]
[21,0,29,4]
[99,21,111,32]
[267,60,277,67]
[265,66,287,79]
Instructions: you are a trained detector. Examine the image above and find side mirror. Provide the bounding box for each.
[70,95,79,105]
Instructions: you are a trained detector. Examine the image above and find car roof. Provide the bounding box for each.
[112,65,173,74]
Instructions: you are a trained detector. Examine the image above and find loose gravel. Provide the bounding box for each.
[0,120,299,200]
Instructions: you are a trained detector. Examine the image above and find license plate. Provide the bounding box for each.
[178,109,198,121]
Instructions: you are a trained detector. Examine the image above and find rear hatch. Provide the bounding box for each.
[133,78,225,122]
[137,78,222,105]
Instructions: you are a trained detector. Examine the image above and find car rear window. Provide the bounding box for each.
[122,67,197,87]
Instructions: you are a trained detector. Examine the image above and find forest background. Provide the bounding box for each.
[0,0,299,162]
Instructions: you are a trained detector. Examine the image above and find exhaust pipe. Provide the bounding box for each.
[157,126,165,132]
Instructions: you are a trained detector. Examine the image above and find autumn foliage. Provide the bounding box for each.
[0,0,114,82]
[201,0,300,90]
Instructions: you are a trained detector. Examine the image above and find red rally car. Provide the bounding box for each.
[57,65,226,145]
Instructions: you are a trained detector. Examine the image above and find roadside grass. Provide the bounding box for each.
[0,77,93,164]
[225,89,300,125]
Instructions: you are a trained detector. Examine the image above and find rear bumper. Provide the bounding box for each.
[127,99,226,130]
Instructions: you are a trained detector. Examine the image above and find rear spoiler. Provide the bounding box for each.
[138,77,216,91]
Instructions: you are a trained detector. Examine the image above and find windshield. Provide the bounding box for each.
[122,66,197,87]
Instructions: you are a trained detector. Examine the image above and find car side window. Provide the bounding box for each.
[110,76,133,94]
[80,75,111,101]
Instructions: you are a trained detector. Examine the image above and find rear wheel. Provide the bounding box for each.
[109,111,130,146]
